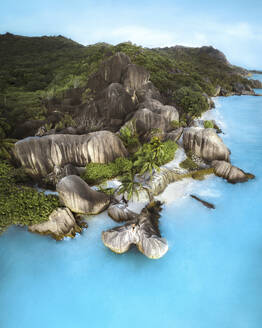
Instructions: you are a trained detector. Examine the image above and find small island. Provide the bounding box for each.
[0,33,259,258]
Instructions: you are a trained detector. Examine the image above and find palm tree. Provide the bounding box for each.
[134,137,165,178]
[116,171,143,201]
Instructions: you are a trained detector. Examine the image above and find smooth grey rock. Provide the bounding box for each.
[28,207,81,240]
[212,160,255,183]
[122,64,150,93]
[139,99,179,123]
[75,83,137,132]
[87,52,131,91]
[131,108,168,135]
[164,128,183,142]
[108,201,139,222]
[136,81,162,102]
[102,202,168,259]
[57,175,110,214]
[183,128,230,162]
[14,131,127,177]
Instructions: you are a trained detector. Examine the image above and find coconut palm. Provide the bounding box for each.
[116,171,143,201]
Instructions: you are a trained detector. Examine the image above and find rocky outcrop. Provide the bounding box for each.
[249,79,262,89]
[57,175,110,214]
[102,202,168,259]
[131,108,168,135]
[87,52,131,92]
[75,83,137,132]
[232,82,254,95]
[183,128,230,162]
[139,99,179,123]
[135,81,162,102]
[164,128,183,142]
[28,207,82,240]
[45,163,79,186]
[212,160,255,183]
[14,131,127,177]
[121,64,150,92]
[147,167,178,196]
[108,201,139,222]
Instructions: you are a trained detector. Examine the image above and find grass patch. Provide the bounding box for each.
[179,156,199,170]
[175,168,214,181]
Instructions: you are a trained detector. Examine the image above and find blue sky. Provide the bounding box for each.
[1,0,262,69]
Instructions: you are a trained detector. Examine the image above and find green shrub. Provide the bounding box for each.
[170,120,180,129]
[82,157,133,184]
[119,124,140,152]
[133,137,178,176]
[0,162,60,233]
[204,120,214,129]
[173,87,209,118]
[157,140,178,166]
[179,157,199,171]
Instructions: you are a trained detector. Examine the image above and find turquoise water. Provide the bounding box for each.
[1,81,262,328]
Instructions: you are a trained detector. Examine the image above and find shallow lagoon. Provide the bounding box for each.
[1,82,262,328]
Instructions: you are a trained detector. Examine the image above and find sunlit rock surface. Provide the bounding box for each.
[212,160,255,183]
[57,175,110,214]
[14,131,127,177]
[183,128,230,162]
[102,202,168,259]
[28,207,81,240]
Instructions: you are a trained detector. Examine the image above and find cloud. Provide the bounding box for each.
[109,26,174,47]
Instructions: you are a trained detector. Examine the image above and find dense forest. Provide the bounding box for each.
[0,32,258,144]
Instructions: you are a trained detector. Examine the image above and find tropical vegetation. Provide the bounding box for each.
[0,162,60,233]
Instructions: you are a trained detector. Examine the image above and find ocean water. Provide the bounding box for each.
[1,80,262,328]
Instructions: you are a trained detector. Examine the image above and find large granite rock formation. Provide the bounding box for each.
[135,81,162,102]
[131,108,168,135]
[183,128,230,162]
[102,202,168,259]
[75,82,137,132]
[57,175,110,214]
[212,160,255,183]
[87,52,132,92]
[28,207,82,240]
[14,131,127,177]
[121,63,150,93]
[139,98,179,122]
[164,128,184,142]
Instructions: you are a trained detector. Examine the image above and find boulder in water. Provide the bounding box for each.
[102,201,168,259]
[28,207,82,240]
[57,175,110,214]
[183,128,230,162]
[212,160,255,183]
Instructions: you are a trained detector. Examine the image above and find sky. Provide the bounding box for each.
[1,0,262,69]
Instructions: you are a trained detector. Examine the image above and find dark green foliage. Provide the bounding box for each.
[54,113,76,131]
[204,120,214,129]
[119,124,140,152]
[82,157,133,185]
[170,120,180,129]
[0,115,17,159]
[0,34,256,138]
[134,137,178,176]
[0,162,60,233]
[173,87,209,118]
